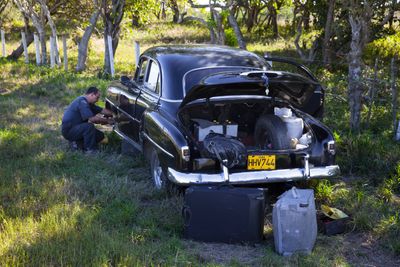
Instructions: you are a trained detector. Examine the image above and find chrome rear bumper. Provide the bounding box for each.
[167,165,340,185]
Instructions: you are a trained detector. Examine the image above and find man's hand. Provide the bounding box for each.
[101,108,113,117]
[89,114,115,125]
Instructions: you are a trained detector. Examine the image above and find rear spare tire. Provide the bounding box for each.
[254,114,290,150]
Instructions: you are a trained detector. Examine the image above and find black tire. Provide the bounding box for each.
[148,147,184,194]
[254,114,290,150]
[149,148,167,190]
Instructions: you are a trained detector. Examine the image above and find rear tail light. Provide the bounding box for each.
[181,146,190,162]
[327,141,336,155]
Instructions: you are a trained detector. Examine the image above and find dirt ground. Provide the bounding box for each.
[342,232,400,267]
[184,231,400,266]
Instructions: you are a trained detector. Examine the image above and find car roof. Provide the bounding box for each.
[141,45,267,100]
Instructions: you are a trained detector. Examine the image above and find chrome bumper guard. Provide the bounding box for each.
[168,164,340,185]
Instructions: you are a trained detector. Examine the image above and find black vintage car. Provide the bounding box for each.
[105,45,339,190]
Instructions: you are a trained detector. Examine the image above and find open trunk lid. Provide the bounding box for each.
[180,71,319,109]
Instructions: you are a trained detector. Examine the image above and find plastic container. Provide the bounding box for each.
[274,107,292,118]
[272,187,317,256]
[274,107,304,139]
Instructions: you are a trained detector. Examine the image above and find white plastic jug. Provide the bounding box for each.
[272,187,317,256]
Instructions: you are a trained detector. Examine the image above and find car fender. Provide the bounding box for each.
[141,110,190,171]
[297,110,335,165]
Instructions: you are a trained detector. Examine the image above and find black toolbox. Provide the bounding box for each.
[182,185,265,244]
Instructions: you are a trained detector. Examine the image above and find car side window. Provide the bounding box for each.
[145,60,160,93]
[137,58,149,83]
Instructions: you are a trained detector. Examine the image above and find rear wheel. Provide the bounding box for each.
[150,148,166,190]
[254,114,290,150]
[148,146,184,194]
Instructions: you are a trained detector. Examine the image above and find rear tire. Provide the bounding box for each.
[148,147,184,194]
[254,114,290,150]
[150,148,166,190]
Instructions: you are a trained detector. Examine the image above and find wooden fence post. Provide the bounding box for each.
[107,35,114,77]
[134,41,140,67]
[21,31,29,63]
[62,35,68,71]
[1,29,5,57]
[50,36,55,68]
[34,33,41,65]
[55,35,61,66]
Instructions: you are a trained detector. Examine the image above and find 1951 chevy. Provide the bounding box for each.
[105,45,340,191]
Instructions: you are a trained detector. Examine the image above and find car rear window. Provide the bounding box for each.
[183,66,262,96]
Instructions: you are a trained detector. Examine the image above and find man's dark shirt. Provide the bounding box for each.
[61,96,102,133]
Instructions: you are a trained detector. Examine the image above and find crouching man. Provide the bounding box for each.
[61,86,114,153]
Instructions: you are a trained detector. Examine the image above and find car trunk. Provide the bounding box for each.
[178,96,315,172]
[177,71,320,172]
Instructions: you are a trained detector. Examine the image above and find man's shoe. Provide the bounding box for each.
[99,136,109,144]
[69,141,79,151]
[84,149,99,155]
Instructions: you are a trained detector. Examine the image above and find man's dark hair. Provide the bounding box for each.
[86,86,99,95]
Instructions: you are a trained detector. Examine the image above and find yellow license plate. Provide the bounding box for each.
[247,155,276,170]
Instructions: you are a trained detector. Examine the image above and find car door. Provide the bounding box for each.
[115,58,149,143]
[134,58,161,140]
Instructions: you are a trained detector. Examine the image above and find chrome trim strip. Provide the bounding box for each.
[117,107,140,123]
[105,98,115,106]
[106,98,140,123]
[159,97,182,103]
[113,128,143,152]
[142,132,174,158]
[167,165,340,185]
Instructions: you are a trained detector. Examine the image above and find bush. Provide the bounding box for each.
[365,32,400,60]
[336,132,400,184]
[224,28,238,47]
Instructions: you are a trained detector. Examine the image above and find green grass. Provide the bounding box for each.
[1,22,400,265]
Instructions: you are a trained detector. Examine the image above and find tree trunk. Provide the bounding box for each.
[182,16,216,44]
[303,8,310,31]
[170,0,180,23]
[38,0,59,65]
[294,18,306,60]
[38,27,47,64]
[348,15,363,132]
[228,9,246,50]
[268,3,279,38]
[76,7,101,72]
[212,9,225,45]
[161,1,166,20]
[323,0,335,66]
[245,6,257,32]
[102,0,125,75]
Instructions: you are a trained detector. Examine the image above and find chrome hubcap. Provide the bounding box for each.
[152,153,163,189]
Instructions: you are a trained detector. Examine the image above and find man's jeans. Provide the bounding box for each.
[62,123,104,151]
